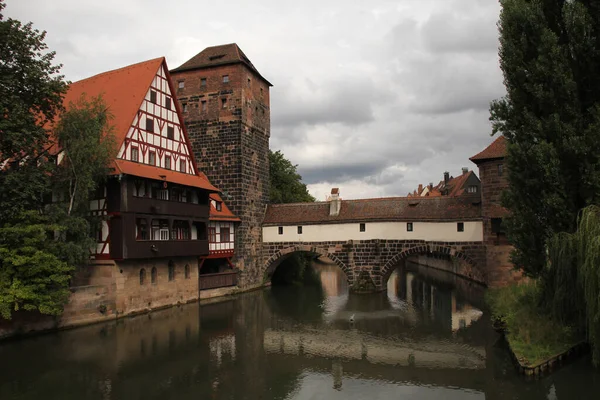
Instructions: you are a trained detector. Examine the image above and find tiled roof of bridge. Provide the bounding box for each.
[263,196,481,226]
[470,136,507,163]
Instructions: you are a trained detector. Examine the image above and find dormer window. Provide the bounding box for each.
[467,185,478,193]
[216,202,222,212]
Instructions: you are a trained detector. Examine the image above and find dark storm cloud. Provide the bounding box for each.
[299,160,391,185]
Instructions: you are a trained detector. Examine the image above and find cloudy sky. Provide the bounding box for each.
[7,0,504,200]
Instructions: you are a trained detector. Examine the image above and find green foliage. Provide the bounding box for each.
[491,0,600,278]
[486,282,580,366]
[546,205,600,364]
[269,150,315,204]
[0,212,73,320]
[53,94,116,216]
[0,4,113,320]
[271,254,320,286]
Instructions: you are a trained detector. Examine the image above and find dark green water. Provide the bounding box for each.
[1,261,599,400]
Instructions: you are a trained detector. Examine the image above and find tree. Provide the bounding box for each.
[0,0,67,222]
[53,94,115,216]
[269,150,315,204]
[0,3,114,319]
[490,0,600,278]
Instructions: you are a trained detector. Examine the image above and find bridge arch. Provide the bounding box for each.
[263,245,353,285]
[381,244,484,285]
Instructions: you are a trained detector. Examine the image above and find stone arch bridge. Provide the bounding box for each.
[262,239,486,292]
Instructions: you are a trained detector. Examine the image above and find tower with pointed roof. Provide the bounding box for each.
[170,44,272,286]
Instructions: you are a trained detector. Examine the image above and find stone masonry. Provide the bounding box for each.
[170,46,271,288]
[262,240,487,291]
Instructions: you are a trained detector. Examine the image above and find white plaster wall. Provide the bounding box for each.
[263,221,482,243]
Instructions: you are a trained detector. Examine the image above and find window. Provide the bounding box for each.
[200,78,206,87]
[165,97,171,110]
[491,218,505,234]
[165,155,171,170]
[360,223,366,232]
[185,264,190,279]
[151,267,157,284]
[167,126,174,140]
[297,226,303,234]
[140,268,146,285]
[222,75,229,83]
[208,227,216,243]
[179,159,186,173]
[136,218,148,240]
[168,261,175,281]
[151,219,169,240]
[145,118,154,132]
[216,202,222,211]
[151,183,169,200]
[150,90,157,104]
[131,147,139,162]
[457,222,465,232]
[172,220,190,240]
[247,77,251,86]
[148,151,156,166]
[467,185,478,193]
[178,81,185,89]
[183,103,188,112]
[221,98,228,109]
[407,222,413,232]
[498,163,504,176]
[278,226,283,235]
[201,100,207,112]
[220,227,230,243]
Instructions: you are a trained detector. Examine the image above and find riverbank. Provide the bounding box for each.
[486,281,585,373]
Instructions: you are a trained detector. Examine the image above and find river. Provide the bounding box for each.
[0,260,599,399]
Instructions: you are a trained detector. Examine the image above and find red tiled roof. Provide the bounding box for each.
[171,43,273,86]
[112,159,218,192]
[210,193,241,222]
[55,58,164,155]
[470,136,507,163]
[263,196,481,226]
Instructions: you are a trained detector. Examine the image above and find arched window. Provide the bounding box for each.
[140,268,146,285]
[168,261,175,281]
[184,264,190,279]
[151,267,157,284]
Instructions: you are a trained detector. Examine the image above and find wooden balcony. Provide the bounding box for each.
[199,271,238,290]
[123,239,209,259]
[127,196,209,218]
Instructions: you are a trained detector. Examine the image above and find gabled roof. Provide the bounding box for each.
[437,171,479,197]
[112,159,218,192]
[171,43,273,86]
[263,196,481,226]
[61,57,165,154]
[210,193,241,222]
[470,136,507,163]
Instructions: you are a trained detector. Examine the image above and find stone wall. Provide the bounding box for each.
[171,63,270,289]
[262,239,487,291]
[0,256,204,340]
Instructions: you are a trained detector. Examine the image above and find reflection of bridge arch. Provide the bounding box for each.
[263,245,353,284]
[381,244,484,285]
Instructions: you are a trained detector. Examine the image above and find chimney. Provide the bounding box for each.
[444,171,450,185]
[418,184,423,194]
[329,188,341,217]
[462,167,469,175]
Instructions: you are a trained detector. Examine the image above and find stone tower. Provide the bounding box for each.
[170,44,271,287]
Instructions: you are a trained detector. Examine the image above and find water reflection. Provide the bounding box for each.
[0,259,599,400]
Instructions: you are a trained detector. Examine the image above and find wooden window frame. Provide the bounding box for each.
[148,151,156,166]
[165,155,171,170]
[145,118,154,133]
[278,226,283,235]
[297,226,302,234]
[359,223,366,232]
[457,222,465,232]
[165,97,171,110]
[150,90,157,104]
[131,146,139,162]
[167,126,175,140]
[407,222,413,232]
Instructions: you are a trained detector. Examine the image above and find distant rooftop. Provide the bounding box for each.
[171,43,272,86]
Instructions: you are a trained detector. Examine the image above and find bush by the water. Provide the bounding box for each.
[486,282,581,366]
[271,253,321,286]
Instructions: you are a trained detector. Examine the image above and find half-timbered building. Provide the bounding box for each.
[57,57,227,315]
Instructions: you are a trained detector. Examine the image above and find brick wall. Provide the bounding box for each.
[171,63,270,289]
